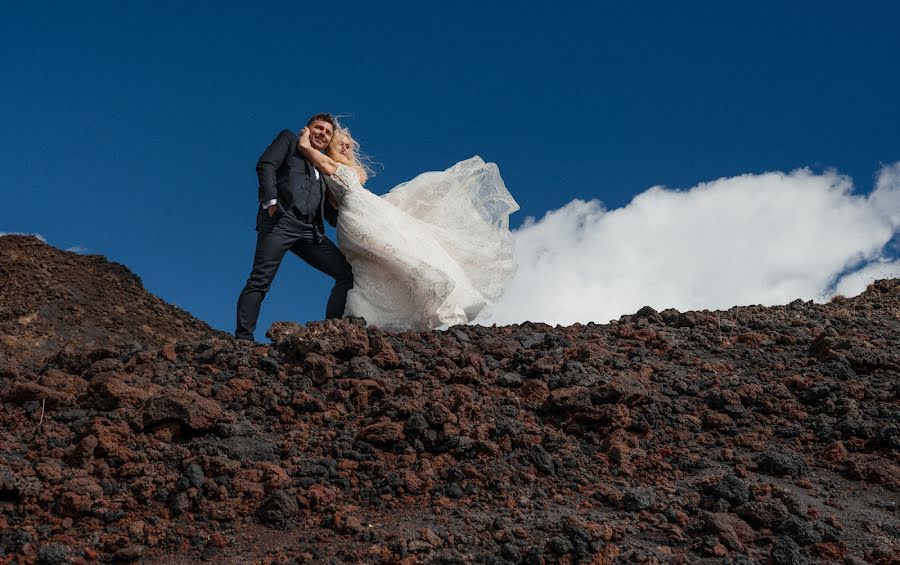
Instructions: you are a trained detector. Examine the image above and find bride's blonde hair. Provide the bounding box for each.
[326,127,375,185]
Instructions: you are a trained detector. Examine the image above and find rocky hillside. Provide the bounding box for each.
[0,235,218,370]
[0,236,898,564]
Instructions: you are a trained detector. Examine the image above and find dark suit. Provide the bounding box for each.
[235,129,353,340]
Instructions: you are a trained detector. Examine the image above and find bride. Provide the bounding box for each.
[298,126,518,331]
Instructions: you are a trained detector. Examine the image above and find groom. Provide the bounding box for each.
[235,113,353,341]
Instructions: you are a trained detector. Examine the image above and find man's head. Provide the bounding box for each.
[306,113,336,151]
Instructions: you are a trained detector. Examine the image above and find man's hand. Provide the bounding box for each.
[267,205,277,218]
[298,127,312,150]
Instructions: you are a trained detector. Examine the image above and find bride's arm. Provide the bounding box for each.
[298,128,366,185]
[297,127,338,175]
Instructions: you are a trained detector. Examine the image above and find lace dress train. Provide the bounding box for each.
[329,157,518,331]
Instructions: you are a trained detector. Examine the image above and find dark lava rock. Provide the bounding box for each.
[0,467,21,502]
[634,305,660,320]
[212,435,279,461]
[769,535,809,565]
[451,329,470,343]
[404,412,429,437]
[723,555,756,565]
[661,309,698,328]
[778,515,822,546]
[756,447,808,478]
[710,474,751,507]
[256,490,299,528]
[498,372,524,387]
[547,535,573,555]
[527,444,556,475]
[183,463,205,489]
[0,528,34,553]
[500,542,521,562]
[113,544,146,561]
[736,499,791,529]
[169,491,191,517]
[349,356,381,379]
[623,487,656,512]
[445,482,464,499]
[36,543,73,565]
[772,486,808,518]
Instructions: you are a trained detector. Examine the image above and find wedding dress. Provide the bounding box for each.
[328,156,519,331]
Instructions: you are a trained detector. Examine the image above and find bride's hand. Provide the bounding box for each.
[298,127,312,150]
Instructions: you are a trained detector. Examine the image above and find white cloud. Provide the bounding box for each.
[486,163,900,325]
[0,233,87,253]
[832,260,900,298]
[0,232,47,242]
[870,161,900,227]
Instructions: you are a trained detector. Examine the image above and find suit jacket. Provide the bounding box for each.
[255,129,339,232]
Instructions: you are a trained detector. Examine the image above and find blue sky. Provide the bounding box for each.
[2,2,899,336]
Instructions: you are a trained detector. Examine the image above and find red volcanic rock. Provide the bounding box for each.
[137,390,224,432]
[544,386,592,412]
[368,329,401,369]
[736,498,791,529]
[519,378,550,405]
[87,417,135,458]
[0,235,217,369]
[591,373,649,405]
[700,511,756,551]
[305,484,339,509]
[37,369,88,400]
[57,476,105,517]
[268,318,370,358]
[4,380,77,407]
[357,420,405,446]
[1,237,899,563]
[89,374,158,409]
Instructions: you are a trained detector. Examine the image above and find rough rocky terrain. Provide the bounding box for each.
[0,235,897,564]
[0,235,217,370]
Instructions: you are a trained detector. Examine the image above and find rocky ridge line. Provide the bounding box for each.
[0,236,897,563]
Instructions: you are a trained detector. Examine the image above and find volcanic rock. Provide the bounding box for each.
[256,490,300,528]
[0,235,216,369]
[622,487,656,512]
[736,499,791,529]
[137,390,224,432]
[756,446,809,478]
[1,237,898,563]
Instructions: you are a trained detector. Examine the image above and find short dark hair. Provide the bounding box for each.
[307,113,337,129]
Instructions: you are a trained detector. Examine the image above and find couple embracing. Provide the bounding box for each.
[235,113,519,341]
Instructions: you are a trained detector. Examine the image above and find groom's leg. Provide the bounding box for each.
[290,235,353,319]
[235,216,299,340]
